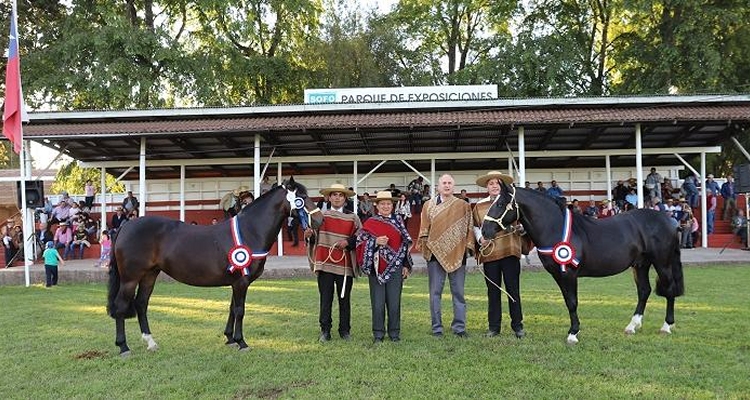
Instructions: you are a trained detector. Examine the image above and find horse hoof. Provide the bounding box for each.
[238,346,251,352]
[624,328,636,335]
[119,350,132,358]
[147,344,158,351]
[226,342,240,349]
[566,334,579,345]
[659,322,673,334]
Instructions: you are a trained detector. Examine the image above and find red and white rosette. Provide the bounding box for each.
[550,241,575,266]
[228,244,252,273]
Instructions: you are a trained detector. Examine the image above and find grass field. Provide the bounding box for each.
[1,265,749,399]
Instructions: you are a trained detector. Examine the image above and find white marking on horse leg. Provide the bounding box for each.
[119,350,131,358]
[566,333,579,345]
[142,333,159,351]
[624,314,643,335]
[659,322,673,334]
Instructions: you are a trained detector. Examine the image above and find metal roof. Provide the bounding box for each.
[18,94,750,179]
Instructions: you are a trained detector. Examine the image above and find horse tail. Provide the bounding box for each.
[107,231,136,319]
[656,236,685,298]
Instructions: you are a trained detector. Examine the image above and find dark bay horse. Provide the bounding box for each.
[107,178,322,356]
[481,183,684,344]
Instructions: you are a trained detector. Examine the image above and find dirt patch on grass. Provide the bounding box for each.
[74,350,108,360]
[234,380,315,399]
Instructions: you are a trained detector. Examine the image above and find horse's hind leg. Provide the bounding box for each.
[134,270,160,351]
[224,296,238,347]
[113,281,138,356]
[625,265,652,335]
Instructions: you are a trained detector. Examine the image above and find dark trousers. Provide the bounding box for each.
[317,271,353,335]
[483,256,523,333]
[368,272,403,340]
[84,196,94,210]
[44,264,58,287]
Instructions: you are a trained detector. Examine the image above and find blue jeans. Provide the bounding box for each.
[707,210,715,234]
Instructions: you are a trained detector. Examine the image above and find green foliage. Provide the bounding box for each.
[0,266,749,398]
[49,161,124,195]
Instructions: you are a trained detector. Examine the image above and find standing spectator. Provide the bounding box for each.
[3,226,17,268]
[345,187,355,213]
[720,175,737,221]
[122,191,139,215]
[471,171,527,339]
[286,216,299,247]
[356,191,413,343]
[661,177,675,201]
[95,231,112,268]
[421,184,432,203]
[42,241,64,287]
[546,180,565,200]
[417,174,474,338]
[84,179,96,210]
[394,193,412,226]
[705,174,721,198]
[406,176,425,212]
[706,189,717,234]
[357,192,373,222]
[645,168,662,201]
[682,173,700,208]
[305,184,362,342]
[110,206,128,236]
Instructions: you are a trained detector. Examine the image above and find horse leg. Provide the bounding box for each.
[230,279,251,351]
[134,270,160,351]
[113,281,138,356]
[224,296,238,347]
[552,271,580,344]
[661,297,676,334]
[625,265,651,335]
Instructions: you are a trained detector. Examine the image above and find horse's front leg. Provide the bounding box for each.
[224,296,237,347]
[552,269,580,344]
[661,296,675,334]
[135,270,160,351]
[230,278,251,351]
[625,265,651,335]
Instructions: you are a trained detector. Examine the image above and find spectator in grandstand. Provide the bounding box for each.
[546,180,565,200]
[721,175,737,221]
[407,176,425,211]
[645,167,662,201]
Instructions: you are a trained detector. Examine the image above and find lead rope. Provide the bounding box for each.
[476,238,516,303]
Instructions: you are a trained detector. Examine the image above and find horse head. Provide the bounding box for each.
[481,181,519,240]
[283,176,323,230]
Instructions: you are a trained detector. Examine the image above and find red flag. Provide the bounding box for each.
[3,4,22,154]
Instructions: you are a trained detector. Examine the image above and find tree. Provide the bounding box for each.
[50,161,124,196]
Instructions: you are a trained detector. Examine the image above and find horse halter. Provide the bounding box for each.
[285,188,320,230]
[482,186,519,231]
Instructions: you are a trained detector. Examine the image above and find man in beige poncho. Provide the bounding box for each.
[417,174,474,337]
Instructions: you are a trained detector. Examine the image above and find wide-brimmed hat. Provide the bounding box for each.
[372,191,398,204]
[320,183,355,197]
[475,171,514,187]
[59,221,68,226]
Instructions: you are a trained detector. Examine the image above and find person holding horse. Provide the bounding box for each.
[417,173,474,338]
[306,183,362,342]
[472,171,528,339]
[356,191,413,343]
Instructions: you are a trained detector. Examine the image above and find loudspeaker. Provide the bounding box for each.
[16,180,45,208]
[734,164,750,194]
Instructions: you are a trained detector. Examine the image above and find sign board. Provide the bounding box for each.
[304,85,498,104]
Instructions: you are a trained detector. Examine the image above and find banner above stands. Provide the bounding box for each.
[304,85,499,104]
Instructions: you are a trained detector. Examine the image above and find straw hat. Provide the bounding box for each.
[320,183,355,197]
[372,191,398,204]
[475,171,514,187]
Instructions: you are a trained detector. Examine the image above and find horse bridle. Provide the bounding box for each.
[482,185,519,231]
[285,187,321,230]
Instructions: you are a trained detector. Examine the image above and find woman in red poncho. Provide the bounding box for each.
[356,191,413,343]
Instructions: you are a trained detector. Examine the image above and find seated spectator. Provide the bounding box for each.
[583,201,599,218]
[625,188,639,208]
[70,224,91,259]
[53,221,74,260]
[50,201,72,225]
[598,199,616,218]
[546,180,565,199]
[732,210,748,248]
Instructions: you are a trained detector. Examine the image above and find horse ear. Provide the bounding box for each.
[289,176,296,185]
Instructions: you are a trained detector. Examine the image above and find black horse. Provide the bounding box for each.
[107,178,323,356]
[481,183,684,344]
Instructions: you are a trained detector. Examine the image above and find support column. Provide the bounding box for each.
[605,155,612,202]
[700,152,707,248]
[139,137,147,216]
[635,124,644,209]
[179,164,186,222]
[277,162,283,256]
[100,167,107,230]
[518,126,526,184]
